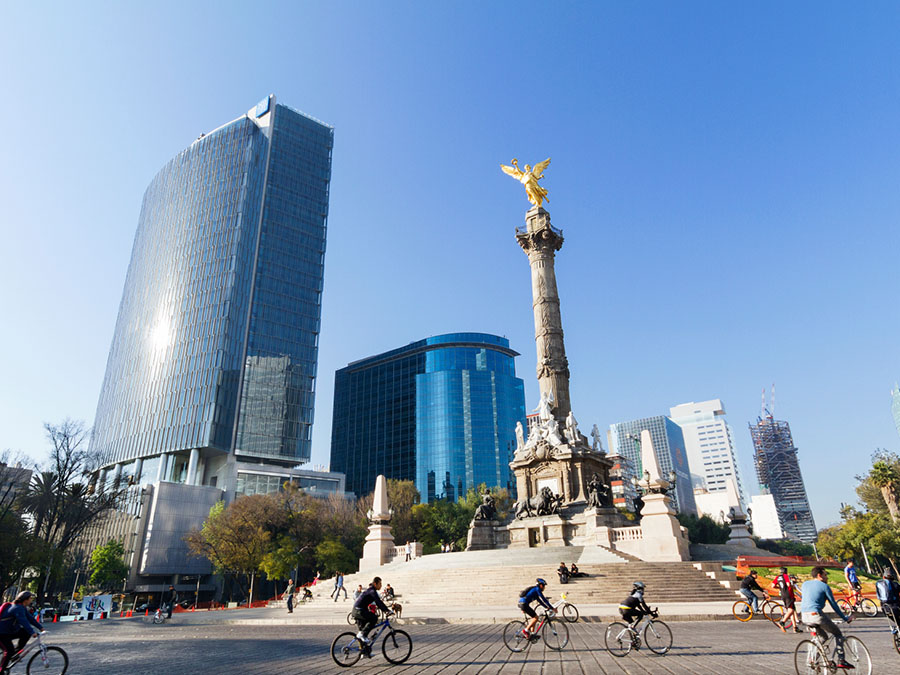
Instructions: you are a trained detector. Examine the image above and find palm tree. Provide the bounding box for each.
[871,460,900,523]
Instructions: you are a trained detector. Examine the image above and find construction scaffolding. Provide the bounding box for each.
[749,416,817,543]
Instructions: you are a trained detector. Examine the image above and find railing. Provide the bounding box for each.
[611,526,643,542]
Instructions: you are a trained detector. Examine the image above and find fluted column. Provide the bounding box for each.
[516,206,571,421]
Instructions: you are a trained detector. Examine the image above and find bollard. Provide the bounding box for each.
[52,614,57,623]
[145,608,148,616]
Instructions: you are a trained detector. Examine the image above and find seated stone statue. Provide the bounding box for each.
[473,493,497,521]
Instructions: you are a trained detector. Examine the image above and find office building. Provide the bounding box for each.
[330,333,527,501]
[669,400,746,509]
[607,451,636,510]
[749,414,816,543]
[608,416,696,514]
[86,96,333,590]
[749,493,784,540]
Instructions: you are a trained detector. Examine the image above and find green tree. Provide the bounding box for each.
[385,480,422,545]
[869,452,900,523]
[315,537,358,577]
[676,513,730,544]
[89,539,128,590]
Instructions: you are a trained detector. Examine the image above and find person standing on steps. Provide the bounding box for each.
[285,578,295,614]
[332,572,347,602]
[405,541,412,562]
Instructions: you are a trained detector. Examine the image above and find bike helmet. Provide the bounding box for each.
[536,578,547,586]
[633,581,645,591]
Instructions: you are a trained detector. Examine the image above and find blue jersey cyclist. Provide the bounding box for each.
[518,578,553,638]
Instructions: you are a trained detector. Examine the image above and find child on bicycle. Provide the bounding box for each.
[618,582,652,626]
[0,592,43,672]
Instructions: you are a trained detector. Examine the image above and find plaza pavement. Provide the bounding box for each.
[34,609,899,674]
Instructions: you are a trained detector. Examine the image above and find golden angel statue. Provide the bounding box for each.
[500,157,551,208]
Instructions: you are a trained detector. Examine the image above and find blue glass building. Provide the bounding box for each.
[608,415,697,514]
[91,96,333,491]
[330,333,527,501]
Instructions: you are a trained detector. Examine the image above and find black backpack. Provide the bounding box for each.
[519,586,532,599]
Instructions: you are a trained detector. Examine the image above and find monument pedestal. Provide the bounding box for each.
[636,492,690,562]
[727,519,755,548]
[360,524,395,571]
[466,519,500,551]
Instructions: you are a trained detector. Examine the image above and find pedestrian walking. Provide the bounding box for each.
[285,578,295,614]
[331,572,348,601]
[405,541,412,562]
[166,585,177,619]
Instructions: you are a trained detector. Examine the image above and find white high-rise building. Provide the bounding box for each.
[749,493,784,539]
[669,400,746,509]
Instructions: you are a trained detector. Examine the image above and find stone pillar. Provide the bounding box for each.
[636,430,689,561]
[360,475,396,571]
[516,206,571,421]
[186,448,200,486]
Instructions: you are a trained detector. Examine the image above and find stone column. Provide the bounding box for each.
[360,475,396,571]
[516,206,571,421]
[186,448,200,486]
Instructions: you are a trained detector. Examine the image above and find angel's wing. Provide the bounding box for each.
[500,163,524,179]
[532,158,551,179]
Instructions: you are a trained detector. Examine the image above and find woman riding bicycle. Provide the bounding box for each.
[618,582,652,626]
[0,592,42,672]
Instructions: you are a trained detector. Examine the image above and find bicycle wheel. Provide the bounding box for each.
[542,618,569,651]
[793,639,826,675]
[644,620,673,655]
[764,601,785,625]
[732,600,753,622]
[347,612,355,625]
[604,621,633,657]
[503,620,529,653]
[844,636,872,674]
[562,603,579,623]
[382,629,412,664]
[27,646,68,675]
[892,631,900,655]
[330,632,362,667]
[151,614,164,624]
[859,598,878,618]
[838,599,852,616]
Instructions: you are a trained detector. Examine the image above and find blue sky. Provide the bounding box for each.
[2,2,899,528]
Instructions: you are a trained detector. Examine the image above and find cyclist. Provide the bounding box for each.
[844,560,861,607]
[739,570,764,614]
[774,566,800,633]
[351,577,392,658]
[517,578,553,639]
[875,568,900,634]
[618,581,652,627]
[800,566,854,670]
[0,591,43,672]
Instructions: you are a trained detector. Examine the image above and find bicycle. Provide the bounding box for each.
[347,607,388,625]
[2,632,68,674]
[793,624,871,674]
[151,605,167,624]
[883,604,900,655]
[732,593,784,624]
[550,593,579,623]
[503,608,569,652]
[837,593,877,618]
[331,613,411,667]
[604,609,672,657]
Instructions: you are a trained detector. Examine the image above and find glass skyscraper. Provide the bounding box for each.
[608,415,696,514]
[91,95,333,490]
[330,333,527,501]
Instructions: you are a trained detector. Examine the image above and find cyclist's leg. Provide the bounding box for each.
[817,614,846,660]
[521,603,538,633]
[0,633,15,670]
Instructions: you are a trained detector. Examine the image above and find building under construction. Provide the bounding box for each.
[749,415,817,543]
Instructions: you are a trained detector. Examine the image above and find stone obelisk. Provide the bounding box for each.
[516,207,571,421]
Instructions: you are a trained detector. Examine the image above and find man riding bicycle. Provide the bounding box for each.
[618,581,652,626]
[351,577,393,658]
[801,566,854,670]
[739,570,764,614]
[876,568,900,634]
[844,560,861,606]
[518,578,553,639]
[0,592,43,672]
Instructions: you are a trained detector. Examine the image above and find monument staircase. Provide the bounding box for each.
[311,546,739,607]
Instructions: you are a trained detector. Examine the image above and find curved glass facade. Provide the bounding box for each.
[91,97,332,478]
[330,333,526,500]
